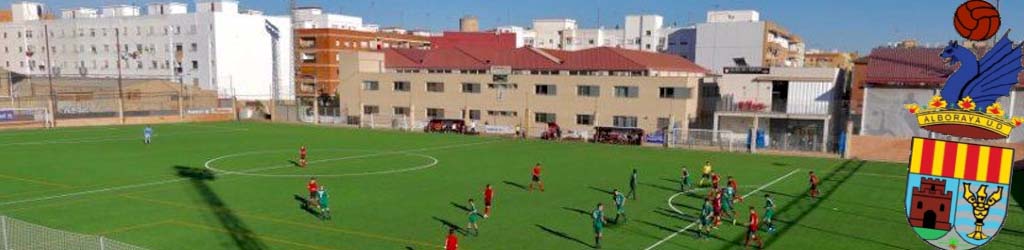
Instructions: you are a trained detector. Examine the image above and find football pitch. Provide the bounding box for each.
[0,122,1021,250]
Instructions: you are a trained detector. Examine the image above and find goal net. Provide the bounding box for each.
[0,108,52,129]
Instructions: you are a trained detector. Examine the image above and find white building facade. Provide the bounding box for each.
[292,7,373,32]
[503,15,686,55]
[695,10,805,74]
[0,1,293,101]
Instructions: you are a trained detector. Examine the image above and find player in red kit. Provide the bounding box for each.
[728,176,742,203]
[710,172,720,190]
[306,177,319,208]
[299,146,308,168]
[529,163,544,192]
[711,189,722,228]
[483,184,494,218]
[809,171,820,201]
[444,228,458,250]
[745,206,764,249]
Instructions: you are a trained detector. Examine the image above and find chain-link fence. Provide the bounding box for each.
[667,129,745,152]
[0,76,234,128]
[0,215,148,250]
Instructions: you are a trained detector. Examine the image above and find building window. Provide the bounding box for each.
[576,114,594,125]
[613,116,638,128]
[363,105,380,115]
[393,106,409,116]
[299,37,315,48]
[535,84,556,96]
[192,60,199,70]
[487,110,518,117]
[426,82,444,92]
[535,112,556,123]
[393,81,411,92]
[468,110,481,120]
[362,81,379,91]
[462,83,481,93]
[301,53,316,63]
[659,87,690,99]
[190,43,198,52]
[614,86,639,98]
[577,85,599,97]
[426,108,444,119]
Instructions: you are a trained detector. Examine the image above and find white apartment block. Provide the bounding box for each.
[0,0,294,101]
[292,7,374,32]
[496,15,695,60]
[695,10,805,73]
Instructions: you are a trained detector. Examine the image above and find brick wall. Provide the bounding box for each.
[847,135,1024,165]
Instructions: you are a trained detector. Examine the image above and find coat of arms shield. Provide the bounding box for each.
[905,138,1014,249]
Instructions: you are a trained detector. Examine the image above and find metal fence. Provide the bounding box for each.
[1,77,233,128]
[0,215,148,250]
[667,129,745,152]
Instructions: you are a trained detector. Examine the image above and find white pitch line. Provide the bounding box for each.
[0,139,502,207]
[644,169,801,250]
[0,129,247,147]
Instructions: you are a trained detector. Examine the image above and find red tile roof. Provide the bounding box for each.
[864,46,1024,87]
[382,46,708,73]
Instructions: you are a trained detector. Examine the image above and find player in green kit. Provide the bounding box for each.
[612,189,626,223]
[680,167,690,192]
[466,199,482,236]
[698,197,713,239]
[317,186,331,220]
[763,194,776,232]
[722,186,738,225]
[592,203,607,249]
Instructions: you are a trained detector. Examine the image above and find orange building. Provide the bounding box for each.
[295,28,430,99]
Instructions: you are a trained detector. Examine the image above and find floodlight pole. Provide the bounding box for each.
[114,29,126,124]
[43,25,56,128]
[312,75,320,124]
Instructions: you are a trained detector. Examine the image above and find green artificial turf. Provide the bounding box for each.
[0,122,1021,250]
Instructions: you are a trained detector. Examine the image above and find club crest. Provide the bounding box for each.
[905,138,1013,249]
[902,2,1019,249]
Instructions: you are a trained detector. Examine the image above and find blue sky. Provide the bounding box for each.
[5,0,1024,54]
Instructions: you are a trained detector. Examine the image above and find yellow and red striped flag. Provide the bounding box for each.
[909,138,1014,184]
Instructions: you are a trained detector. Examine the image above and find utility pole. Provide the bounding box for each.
[43,25,56,128]
[312,75,320,124]
[115,28,126,124]
[170,25,183,119]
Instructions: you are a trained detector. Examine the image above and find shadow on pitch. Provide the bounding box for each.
[638,219,677,233]
[642,182,678,193]
[587,186,614,195]
[535,224,594,248]
[287,160,302,167]
[431,216,466,236]
[450,202,470,212]
[174,166,267,250]
[715,160,865,250]
[1011,167,1023,215]
[502,180,527,191]
[292,195,320,217]
[561,207,591,218]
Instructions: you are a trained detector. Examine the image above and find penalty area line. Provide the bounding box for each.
[644,169,801,250]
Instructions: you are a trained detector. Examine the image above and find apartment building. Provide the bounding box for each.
[0,1,293,100]
[336,46,708,136]
[695,10,805,73]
